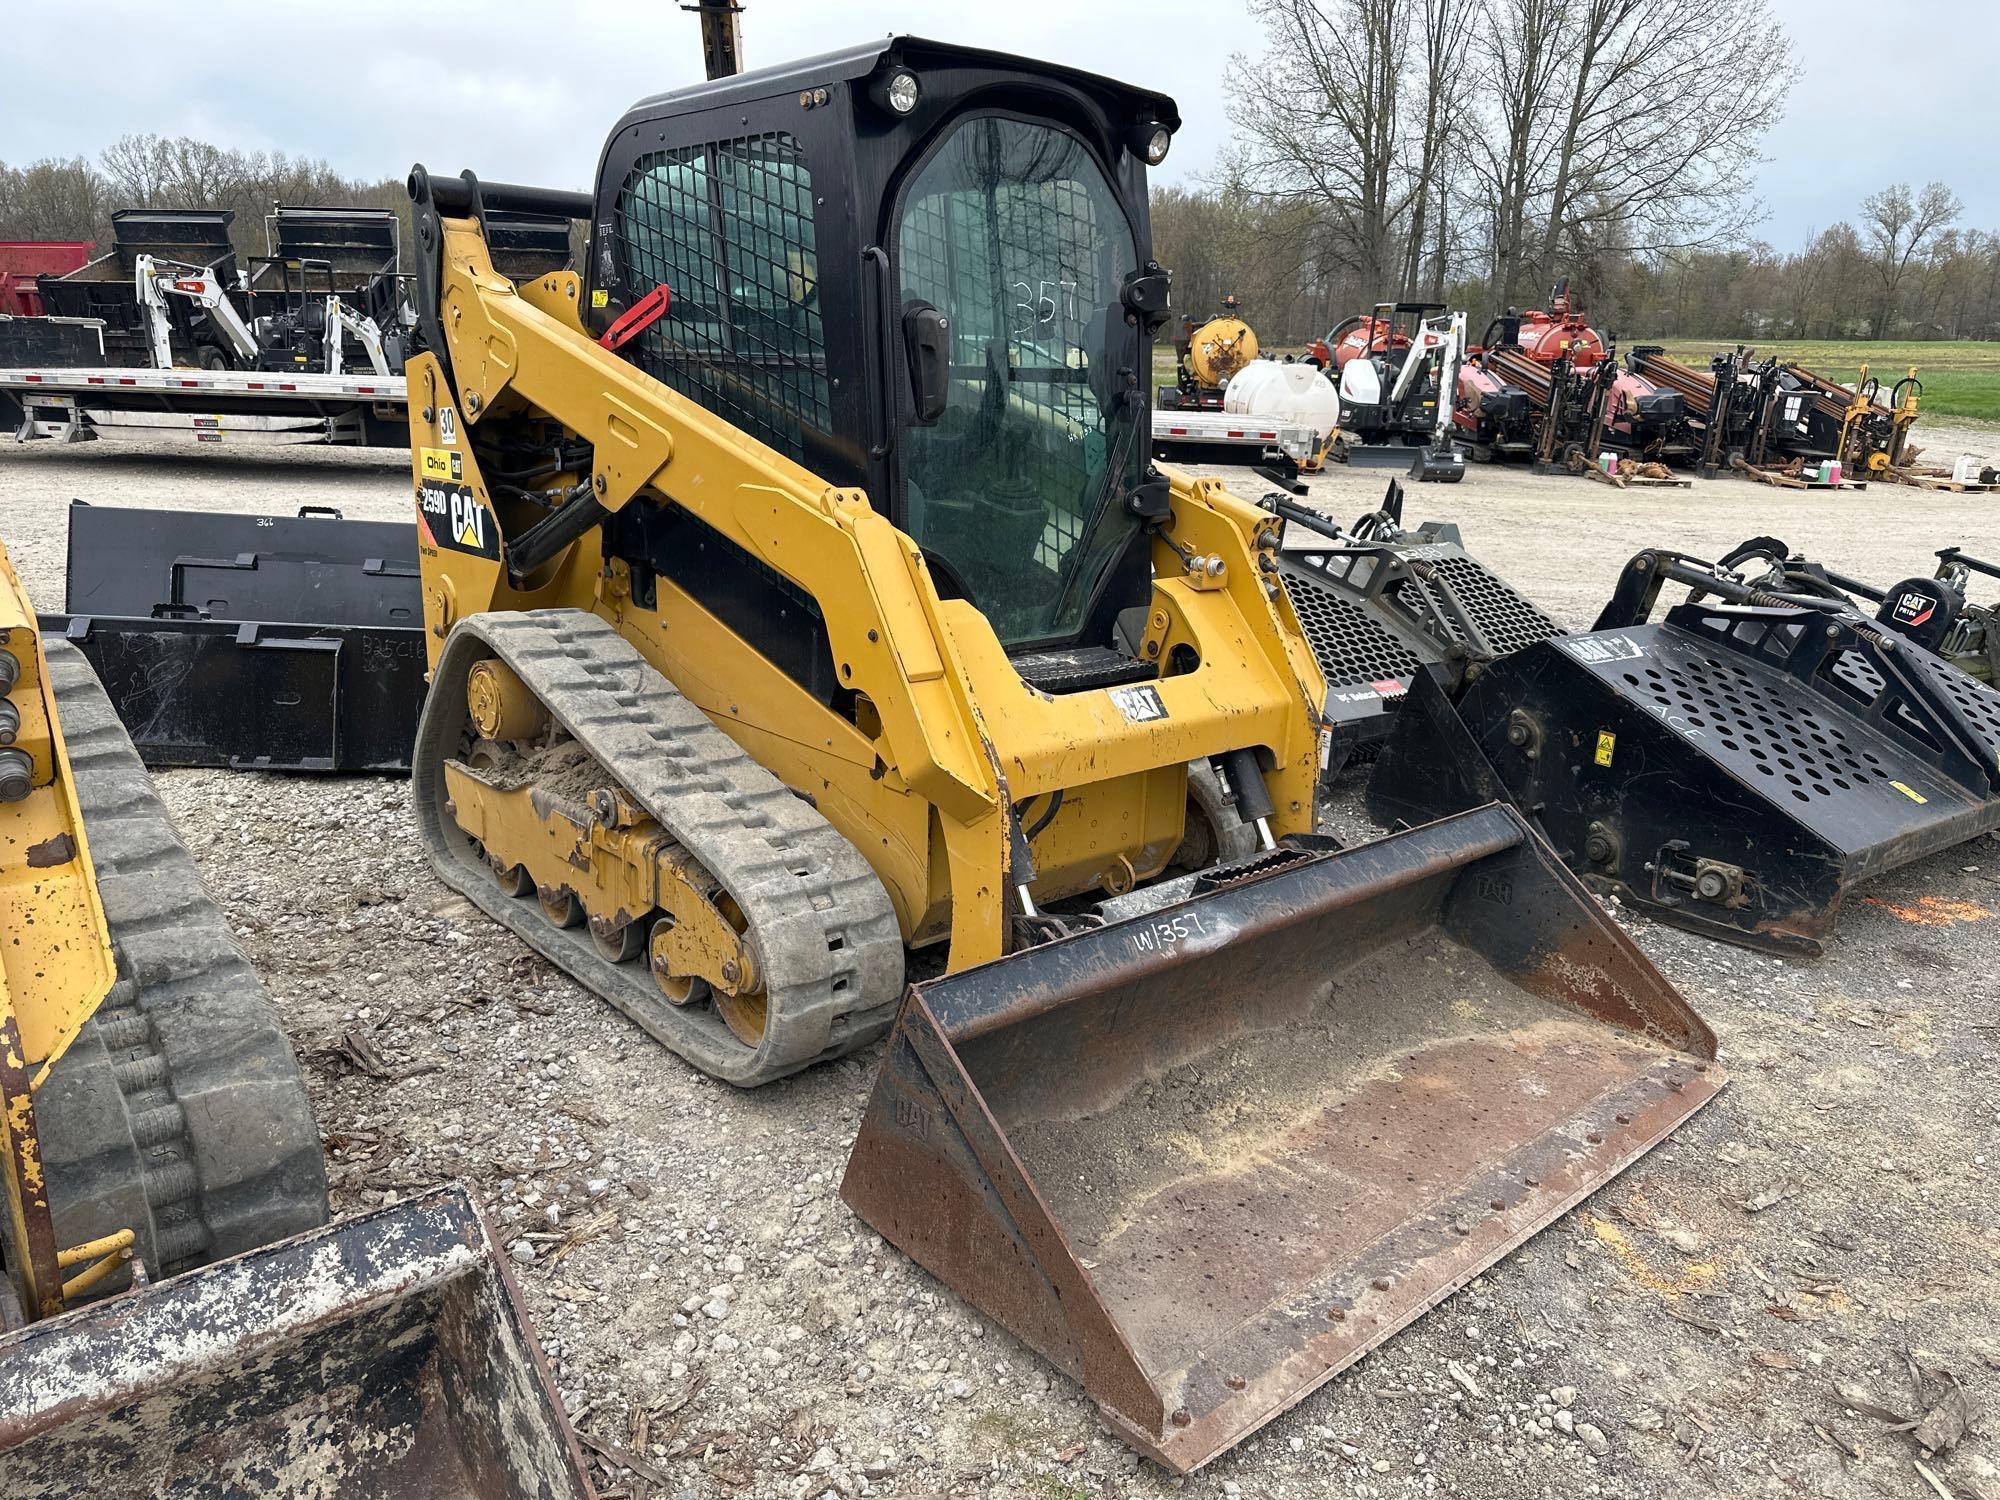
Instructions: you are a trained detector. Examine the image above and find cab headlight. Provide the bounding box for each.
[871,68,920,116]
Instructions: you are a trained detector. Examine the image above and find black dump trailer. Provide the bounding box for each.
[35,209,238,367]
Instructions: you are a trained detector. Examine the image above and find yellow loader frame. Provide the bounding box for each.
[0,544,131,1323]
[411,215,1328,972]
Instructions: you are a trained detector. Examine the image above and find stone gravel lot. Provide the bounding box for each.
[2,425,1998,1500]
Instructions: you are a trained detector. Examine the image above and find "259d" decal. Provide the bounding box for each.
[417,480,500,559]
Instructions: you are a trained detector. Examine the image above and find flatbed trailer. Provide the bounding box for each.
[1151,406,1327,473]
[1,364,406,447]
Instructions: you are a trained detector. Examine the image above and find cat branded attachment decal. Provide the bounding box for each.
[1892,590,1935,628]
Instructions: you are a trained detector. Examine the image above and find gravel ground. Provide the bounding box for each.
[3,425,1998,1500]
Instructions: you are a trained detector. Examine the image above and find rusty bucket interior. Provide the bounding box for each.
[842,803,1724,1473]
[0,1184,593,1500]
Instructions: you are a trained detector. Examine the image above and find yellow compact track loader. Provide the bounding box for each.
[0,543,594,1496]
[0,541,327,1327]
[403,36,1724,1470]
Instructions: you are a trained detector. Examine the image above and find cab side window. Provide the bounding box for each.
[615,133,829,461]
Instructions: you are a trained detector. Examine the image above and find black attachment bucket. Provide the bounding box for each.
[45,500,426,771]
[1369,587,2000,954]
[0,1185,594,1498]
[842,805,1722,1473]
[1270,497,1560,779]
[1408,443,1466,482]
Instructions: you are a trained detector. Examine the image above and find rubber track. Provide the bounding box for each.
[412,610,904,1086]
[33,641,329,1286]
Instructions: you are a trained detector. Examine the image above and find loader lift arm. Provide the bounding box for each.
[325,295,392,375]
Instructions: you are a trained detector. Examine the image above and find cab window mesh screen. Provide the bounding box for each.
[614,133,828,460]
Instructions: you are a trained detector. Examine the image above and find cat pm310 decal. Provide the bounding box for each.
[417,479,501,559]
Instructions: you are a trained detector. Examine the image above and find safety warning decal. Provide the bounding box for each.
[1594,730,1616,767]
[1562,635,1646,665]
[1890,779,1929,805]
[1107,684,1169,724]
[419,446,464,483]
[417,480,500,559]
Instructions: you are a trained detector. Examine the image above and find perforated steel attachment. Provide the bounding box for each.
[1369,591,2000,956]
[1271,508,1561,780]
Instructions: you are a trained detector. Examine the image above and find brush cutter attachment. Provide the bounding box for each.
[1266,485,1561,778]
[0,1185,593,1498]
[842,805,1721,1473]
[1370,550,2000,954]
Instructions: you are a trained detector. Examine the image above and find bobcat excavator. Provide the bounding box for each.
[404,36,1724,1472]
[0,541,592,1495]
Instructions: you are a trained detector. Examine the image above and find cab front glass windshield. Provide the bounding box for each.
[896,116,1143,648]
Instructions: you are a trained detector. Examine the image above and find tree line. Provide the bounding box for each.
[0,135,405,267]
[4,100,1989,352]
[1155,177,1993,346]
[1154,0,1994,346]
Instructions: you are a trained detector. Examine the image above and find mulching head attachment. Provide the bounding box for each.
[0,1184,594,1499]
[1369,549,2000,954]
[842,805,1721,1473]
[42,500,426,771]
[1266,484,1561,777]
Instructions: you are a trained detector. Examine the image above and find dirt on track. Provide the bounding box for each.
[1,428,1997,1500]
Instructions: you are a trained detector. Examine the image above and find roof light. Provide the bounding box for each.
[871,68,921,116]
[1129,120,1173,165]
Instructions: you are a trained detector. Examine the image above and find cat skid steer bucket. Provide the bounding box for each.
[0,1185,594,1498]
[843,805,1722,1472]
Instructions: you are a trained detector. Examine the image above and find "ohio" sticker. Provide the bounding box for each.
[419,446,464,482]
[417,480,500,559]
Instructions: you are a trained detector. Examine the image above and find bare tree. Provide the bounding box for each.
[1859,180,1961,337]
[0,158,106,242]
[1399,0,1478,296]
[1470,0,1788,319]
[1227,0,1405,292]
[98,135,177,204]
[1466,0,1567,310]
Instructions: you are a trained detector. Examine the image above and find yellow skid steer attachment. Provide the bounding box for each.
[842,804,1722,1472]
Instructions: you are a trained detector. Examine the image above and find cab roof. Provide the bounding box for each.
[615,35,1179,132]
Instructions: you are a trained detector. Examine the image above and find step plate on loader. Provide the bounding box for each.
[843,805,1722,1472]
[1368,606,2000,953]
[1278,537,1560,775]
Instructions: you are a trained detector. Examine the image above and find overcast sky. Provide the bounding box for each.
[2,0,1992,249]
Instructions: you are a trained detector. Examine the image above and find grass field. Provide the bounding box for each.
[1642,338,2000,424]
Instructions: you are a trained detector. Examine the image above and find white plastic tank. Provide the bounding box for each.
[1224,359,1341,440]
